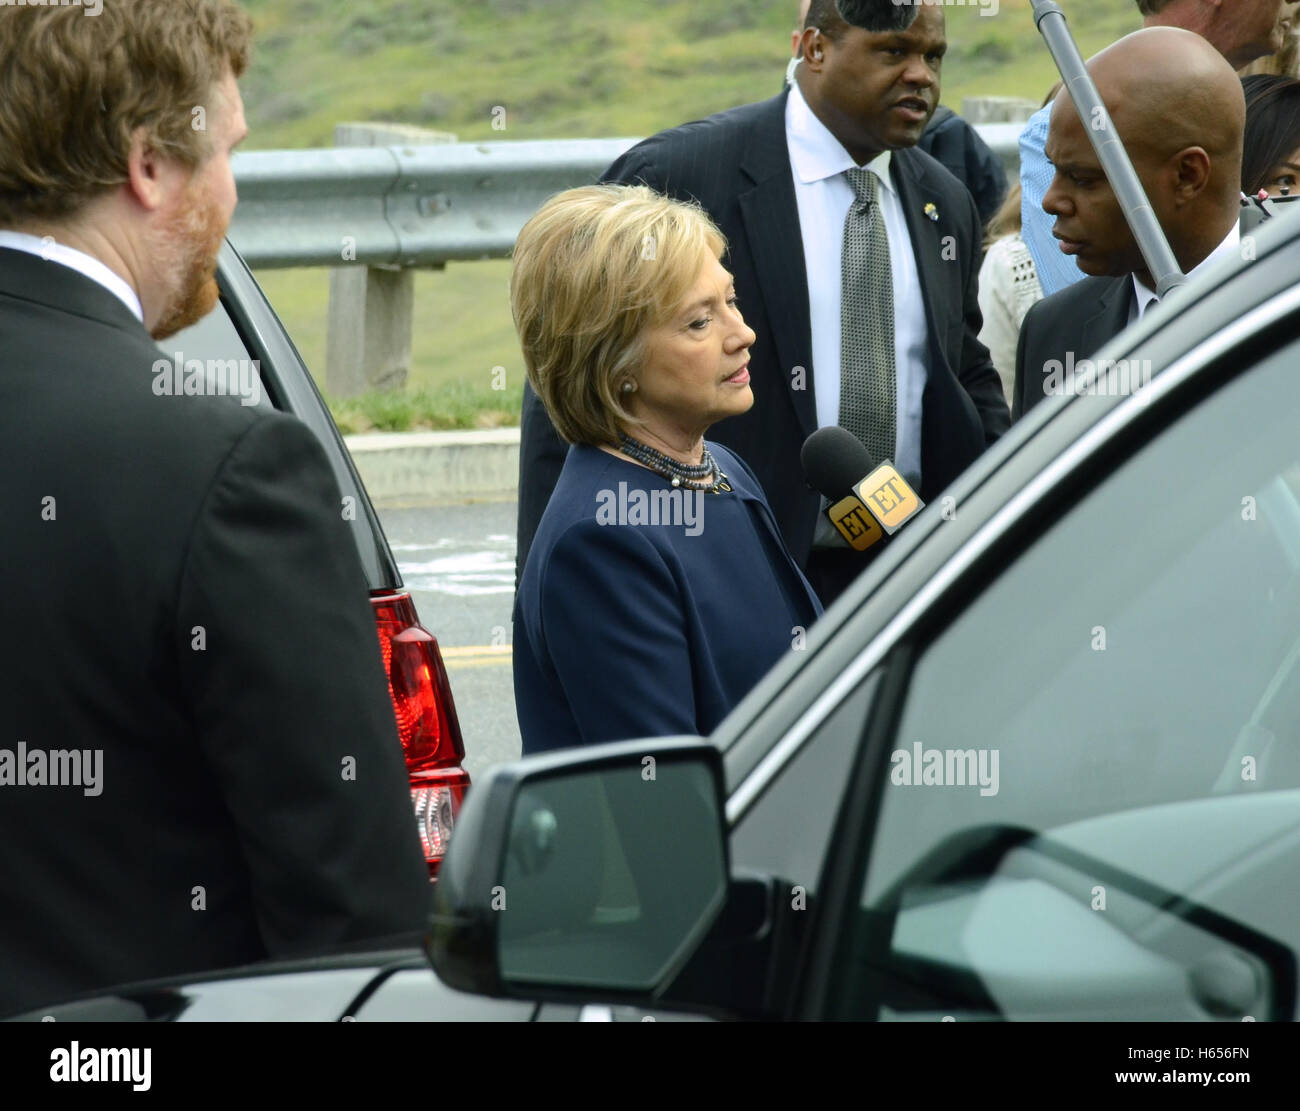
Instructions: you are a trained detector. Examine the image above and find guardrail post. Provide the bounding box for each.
[325,123,456,399]
[326,262,415,396]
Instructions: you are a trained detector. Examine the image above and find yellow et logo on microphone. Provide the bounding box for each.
[828,496,884,551]
[856,465,922,534]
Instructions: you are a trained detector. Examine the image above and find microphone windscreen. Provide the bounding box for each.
[801,427,875,500]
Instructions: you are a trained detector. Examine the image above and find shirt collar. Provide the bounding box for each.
[0,230,144,323]
[1131,223,1240,318]
[786,79,894,194]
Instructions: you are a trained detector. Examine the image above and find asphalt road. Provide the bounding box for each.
[377,499,522,780]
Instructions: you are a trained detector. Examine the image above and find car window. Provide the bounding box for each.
[730,670,879,898]
[157,300,271,411]
[828,333,1300,1021]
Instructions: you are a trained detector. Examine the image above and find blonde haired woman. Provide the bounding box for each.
[511,185,821,754]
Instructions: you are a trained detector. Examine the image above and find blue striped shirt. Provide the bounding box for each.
[1019,104,1086,298]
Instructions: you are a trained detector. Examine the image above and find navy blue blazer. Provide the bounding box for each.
[514,442,822,754]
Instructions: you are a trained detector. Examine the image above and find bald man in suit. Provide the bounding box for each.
[1014,28,1247,418]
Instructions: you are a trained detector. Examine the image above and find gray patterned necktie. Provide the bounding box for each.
[839,166,897,467]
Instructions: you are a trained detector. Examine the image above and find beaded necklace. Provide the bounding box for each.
[617,433,732,493]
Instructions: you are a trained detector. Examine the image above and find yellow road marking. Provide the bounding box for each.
[441,644,512,670]
[444,656,512,671]
[441,644,512,659]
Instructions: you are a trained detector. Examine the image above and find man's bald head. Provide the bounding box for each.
[1043,28,1245,284]
[1056,28,1244,185]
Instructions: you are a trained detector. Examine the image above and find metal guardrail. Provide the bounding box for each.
[977,122,1025,177]
[230,126,1023,270]
[231,139,637,269]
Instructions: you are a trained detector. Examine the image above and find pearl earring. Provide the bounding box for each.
[621,380,636,394]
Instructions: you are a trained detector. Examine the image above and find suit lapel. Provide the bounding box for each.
[1081,277,1136,356]
[736,94,816,440]
[726,456,823,620]
[891,149,947,371]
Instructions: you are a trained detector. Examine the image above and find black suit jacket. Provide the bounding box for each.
[517,90,1009,576]
[0,248,431,1017]
[1012,274,1135,419]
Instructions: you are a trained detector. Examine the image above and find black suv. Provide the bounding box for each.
[167,242,471,879]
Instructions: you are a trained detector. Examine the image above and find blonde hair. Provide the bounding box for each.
[0,0,253,226]
[511,184,727,446]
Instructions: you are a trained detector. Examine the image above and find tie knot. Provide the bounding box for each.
[845,166,880,204]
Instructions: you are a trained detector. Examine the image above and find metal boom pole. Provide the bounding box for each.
[1030,0,1186,296]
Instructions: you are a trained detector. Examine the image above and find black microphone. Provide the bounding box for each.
[801,427,925,553]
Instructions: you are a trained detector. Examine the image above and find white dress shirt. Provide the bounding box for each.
[786,80,928,488]
[0,230,144,323]
[1130,224,1240,323]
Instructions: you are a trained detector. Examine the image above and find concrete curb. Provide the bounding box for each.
[345,428,520,504]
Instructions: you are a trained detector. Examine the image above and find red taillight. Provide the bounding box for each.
[371,591,471,879]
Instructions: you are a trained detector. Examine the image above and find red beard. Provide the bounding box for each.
[149,182,227,341]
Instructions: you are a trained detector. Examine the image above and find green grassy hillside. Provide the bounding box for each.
[241,0,1140,149]
[242,0,1142,430]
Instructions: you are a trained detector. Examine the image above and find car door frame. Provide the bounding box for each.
[214,240,402,591]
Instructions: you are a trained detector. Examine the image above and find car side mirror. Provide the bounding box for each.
[427,738,729,1002]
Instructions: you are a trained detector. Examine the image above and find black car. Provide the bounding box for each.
[148,243,471,879]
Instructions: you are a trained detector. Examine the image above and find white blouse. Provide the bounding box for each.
[978,234,1043,406]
